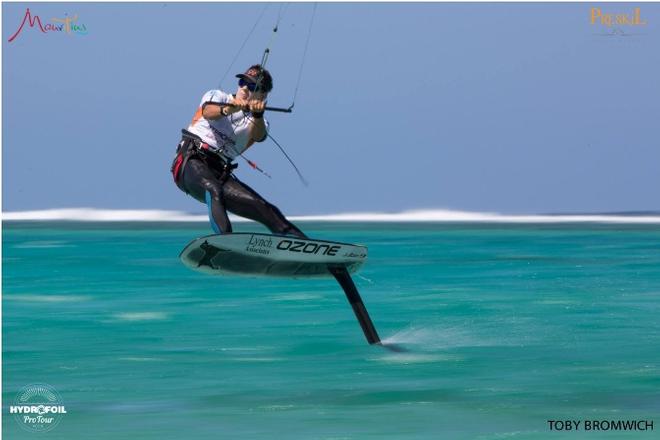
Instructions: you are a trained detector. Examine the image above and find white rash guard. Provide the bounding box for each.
[186,90,269,160]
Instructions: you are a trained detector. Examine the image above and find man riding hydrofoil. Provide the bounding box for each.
[172,65,306,238]
[171,65,381,345]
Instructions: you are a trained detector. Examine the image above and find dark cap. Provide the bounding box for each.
[235,64,273,93]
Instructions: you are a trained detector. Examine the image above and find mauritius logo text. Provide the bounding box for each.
[8,8,88,42]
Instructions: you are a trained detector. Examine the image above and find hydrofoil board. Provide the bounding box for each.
[180,233,367,278]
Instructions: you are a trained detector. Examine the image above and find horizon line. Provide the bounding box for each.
[3,208,660,224]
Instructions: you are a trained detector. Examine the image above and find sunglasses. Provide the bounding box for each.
[238,78,262,92]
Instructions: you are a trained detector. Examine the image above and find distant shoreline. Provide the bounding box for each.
[3,208,660,224]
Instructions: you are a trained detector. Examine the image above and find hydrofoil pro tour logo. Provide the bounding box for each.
[8,8,88,42]
[10,383,67,432]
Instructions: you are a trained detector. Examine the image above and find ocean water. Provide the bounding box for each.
[2,221,660,439]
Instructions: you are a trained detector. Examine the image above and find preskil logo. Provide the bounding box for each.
[8,8,88,43]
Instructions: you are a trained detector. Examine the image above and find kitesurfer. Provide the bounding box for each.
[171,64,306,238]
[171,64,380,344]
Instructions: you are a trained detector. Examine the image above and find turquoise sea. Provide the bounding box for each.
[3,221,660,439]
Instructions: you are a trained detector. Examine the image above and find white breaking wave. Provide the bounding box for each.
[2,208,660,223]
[290,209,660,224]
[2,208,208,222]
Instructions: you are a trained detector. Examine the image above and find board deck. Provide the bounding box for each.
[180,233,368,278]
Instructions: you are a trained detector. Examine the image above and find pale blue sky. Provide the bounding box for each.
[3,2,659,215]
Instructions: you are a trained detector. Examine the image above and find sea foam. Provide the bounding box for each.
[3,208,660,223]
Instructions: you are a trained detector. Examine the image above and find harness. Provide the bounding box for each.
[171,129,238,192]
